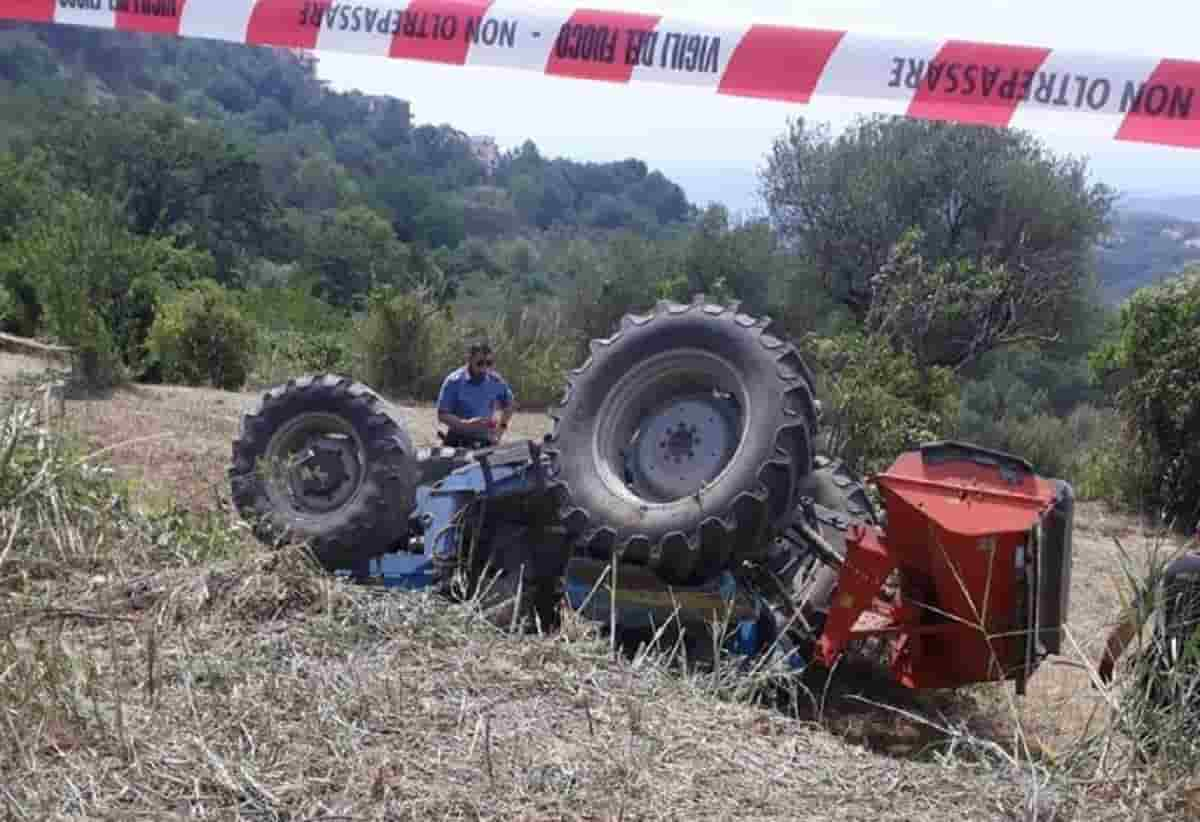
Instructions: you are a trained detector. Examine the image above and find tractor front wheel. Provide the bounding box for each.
[228,374,419,572]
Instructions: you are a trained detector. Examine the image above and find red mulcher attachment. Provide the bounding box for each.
[814,442,1074,694]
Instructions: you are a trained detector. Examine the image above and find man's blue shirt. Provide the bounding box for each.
[437,367,514,420]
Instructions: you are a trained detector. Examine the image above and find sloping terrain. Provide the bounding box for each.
[1,352,1195,820]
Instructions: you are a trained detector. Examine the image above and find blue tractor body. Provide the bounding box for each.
[357,438,775,658]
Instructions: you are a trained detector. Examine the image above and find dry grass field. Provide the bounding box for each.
[1,351,1196,820]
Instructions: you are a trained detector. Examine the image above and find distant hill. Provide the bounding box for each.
[0,21,695,250]
[1115,193,1200,223]
[1095,209,1200,303]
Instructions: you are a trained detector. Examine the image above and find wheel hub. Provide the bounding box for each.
[265,412,367,517]
[298,440,350,493]
[633,396,735,500]
[288,434,362,513]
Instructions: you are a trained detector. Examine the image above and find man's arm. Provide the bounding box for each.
[437,378,488,433]
[439,409,487,431]
[493,380,515,437]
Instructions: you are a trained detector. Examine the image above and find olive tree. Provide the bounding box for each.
[761,116,1114,369]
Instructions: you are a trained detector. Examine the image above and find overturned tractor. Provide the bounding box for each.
[228,297,1075,694]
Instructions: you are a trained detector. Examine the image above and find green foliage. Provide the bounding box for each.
[866,225,1105,372]
[676,205,776,315]
[806,331,959,476]
[0,284,16,331]
[0,148,56,333]
[352,284,576,407]
[249,329,354,390]
[769,260,856,344]
[559,233,676,356]
[32,100,277,282]
[236,282,354,386]
[953,398,1115,485]
[355,286,457,400]
[238,283,347,335]
[146,279,256,391]
[1090,269,1200,527]
[300,206,414,309]
[7,190,210,385]
[495,142,689,233]
[762,116,1114,325]
[1071,411,1155,505]
[0,26,700,356]
[0,148,54,245]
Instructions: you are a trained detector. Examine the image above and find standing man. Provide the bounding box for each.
[437,340,515,450]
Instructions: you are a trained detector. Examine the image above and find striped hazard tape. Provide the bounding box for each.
[3,1,1198,149]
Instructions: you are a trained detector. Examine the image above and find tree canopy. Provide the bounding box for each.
[761,116,1115,369]
[1090,267,1200,529]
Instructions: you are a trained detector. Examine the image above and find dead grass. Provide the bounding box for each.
[4,546,1058,822]
[1,353,1198,819]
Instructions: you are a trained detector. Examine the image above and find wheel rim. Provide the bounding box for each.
[592,348,749,506]
[263,412,366,516]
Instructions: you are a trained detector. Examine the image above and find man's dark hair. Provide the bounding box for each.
[467,340,493,358]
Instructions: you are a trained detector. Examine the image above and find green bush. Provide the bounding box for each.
[806,331,959,476]
[0,283,18,332]
[353,285,579,409]
[250,328,355,389]
[1090,269,1200,528]
[354,286,457,400]
[6,189,217,386]
[1072,411,1156,506]
[237,282,356,387]
[146,279,256,391]
[238,283,346,336]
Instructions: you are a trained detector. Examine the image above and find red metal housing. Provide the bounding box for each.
[815,442,1073,691]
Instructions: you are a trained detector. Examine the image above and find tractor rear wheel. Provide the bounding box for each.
[545,296,818,586]
[228,374,418,572]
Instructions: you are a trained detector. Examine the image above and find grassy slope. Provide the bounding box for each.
[1,352,1197,820]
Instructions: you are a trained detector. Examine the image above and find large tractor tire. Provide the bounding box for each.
[545,296,818,586]
[228,374,419,572]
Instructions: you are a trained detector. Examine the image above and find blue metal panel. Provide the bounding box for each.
[373,552,434,590]
[415,456,547,566]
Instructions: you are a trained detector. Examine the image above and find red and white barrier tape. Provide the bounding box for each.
[3,1,1198,149]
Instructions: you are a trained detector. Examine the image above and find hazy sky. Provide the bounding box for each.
[316,0,1200,214]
